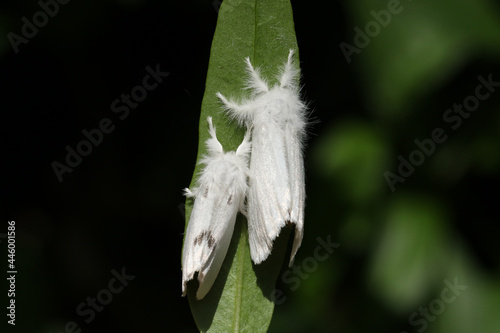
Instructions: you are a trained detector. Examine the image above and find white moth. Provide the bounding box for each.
[182,116,251,300]
[216,49,306,266]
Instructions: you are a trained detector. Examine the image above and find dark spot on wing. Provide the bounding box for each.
[193,230,216,249]
[227,194,233,205]
[203,187,209,198]
[207,232,215,248]
[194,233,204,246]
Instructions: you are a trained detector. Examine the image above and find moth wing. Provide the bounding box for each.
[182,179,240,300]
[182,184,214,295]
[247,123,291,264]
[196,183,241,299]
[285,122,305,265]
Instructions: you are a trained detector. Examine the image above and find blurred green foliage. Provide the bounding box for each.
[271,1,500,332]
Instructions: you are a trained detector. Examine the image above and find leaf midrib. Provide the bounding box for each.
[233,1,257,331]
[233,226,246,332]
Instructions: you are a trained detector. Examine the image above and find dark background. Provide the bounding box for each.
[1,0,500,332]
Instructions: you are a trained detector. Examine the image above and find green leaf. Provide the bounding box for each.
[183,0,299,331]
